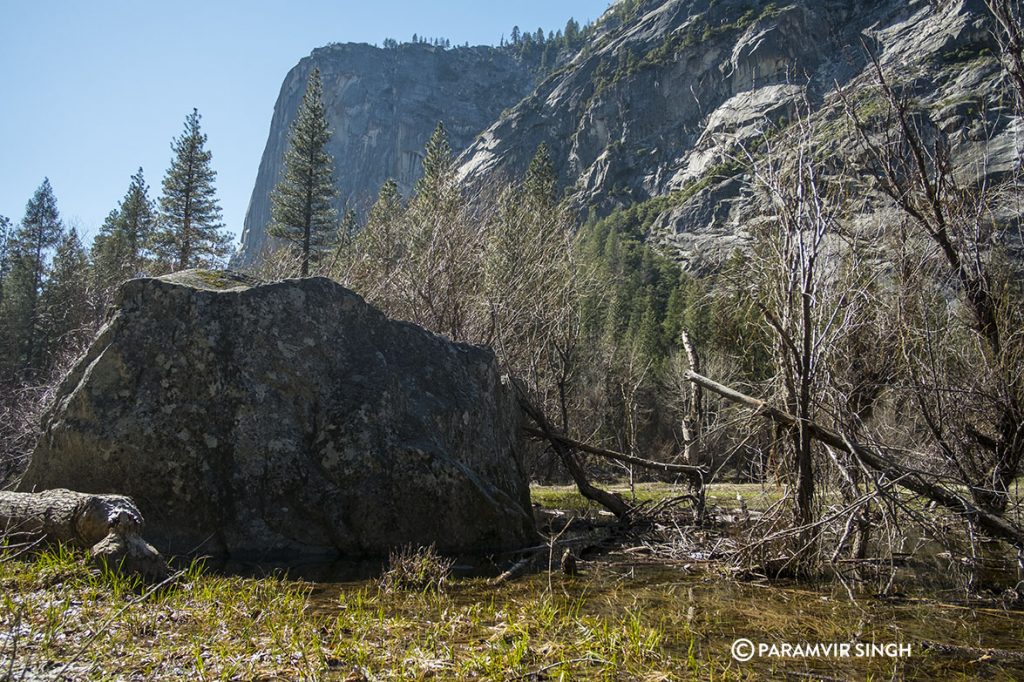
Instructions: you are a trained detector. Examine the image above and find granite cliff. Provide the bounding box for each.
[238,0,1020,270]
[457,0,1020,269]
[235,42,539,265]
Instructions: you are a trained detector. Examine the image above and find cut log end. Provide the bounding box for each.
[89,531,170,581]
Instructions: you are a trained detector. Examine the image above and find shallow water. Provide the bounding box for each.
[199,507,1024,680]
[289,555,1024,680]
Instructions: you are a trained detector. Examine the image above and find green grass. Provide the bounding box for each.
[1,480,1022,679]
[531,481,785,513]
[0,546,723,680]
[4,542,1023,680]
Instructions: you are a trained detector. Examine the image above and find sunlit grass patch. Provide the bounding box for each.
[378,543,453,593]
[531,481,784,514]
[0,546,701,680]
[2,538,1023,680]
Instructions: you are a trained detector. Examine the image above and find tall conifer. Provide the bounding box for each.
[414,122,460,215]
[42,227,92,359]
[269,68,338,276]
[154,109,229,271]
[0,216,11,309]
[6,179,63,372]
[93,168,156,287]
[524,143,557,208]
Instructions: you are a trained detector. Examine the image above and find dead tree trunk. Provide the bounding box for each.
[685,371,1024,551]
[0,489,168,579]
[680,330,707,521]
[514,387,633,519]
[514,379,709,522]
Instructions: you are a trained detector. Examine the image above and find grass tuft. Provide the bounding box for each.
[379,543,454,593]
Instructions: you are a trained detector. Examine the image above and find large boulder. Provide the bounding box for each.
[18,270,537,558]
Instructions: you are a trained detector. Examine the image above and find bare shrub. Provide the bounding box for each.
[0,331,96,488]
[378,544,454,593]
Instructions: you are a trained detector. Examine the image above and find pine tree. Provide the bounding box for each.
[0,215,12,374]
[344,179,405,301]
[370,179,403,227]
[93,168,156,288]
[5,179,63,373]
[415,122,458,212]
[407,122,476,339]
[338,208,358,242]
[564,19,580,45]
[524,143,557,208]
[633,295,663,362]
[354,180,404,275]
[93,210,124,290]
[41,227,93,360]
[154,109,229,271]
[410,121,462,260]
[269,68,338,277]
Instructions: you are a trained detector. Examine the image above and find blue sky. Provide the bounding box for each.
[0,0,609,248]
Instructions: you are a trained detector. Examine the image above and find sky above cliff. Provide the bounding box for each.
[0,0,608,250]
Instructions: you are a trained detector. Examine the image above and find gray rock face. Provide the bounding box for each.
[457,0,844,206]
[235,43,538,266]
[237,1,1018,271]
[455,0,1018,269]
[18,270,536,558]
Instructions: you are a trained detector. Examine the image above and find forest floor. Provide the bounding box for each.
[1,483,1023,680]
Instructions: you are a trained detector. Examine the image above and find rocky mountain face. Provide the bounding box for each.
[238,0,1020,270]
[235,42,539,265]
[458,0,1019,269]
[19,270,536,558]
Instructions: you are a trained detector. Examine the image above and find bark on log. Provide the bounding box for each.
[685,370,1024,550]
[0,489,169,579]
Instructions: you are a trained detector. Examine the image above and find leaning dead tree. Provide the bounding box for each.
[516,381,707,520]
[522,427,707,481]
[0,489,168,578]
[518,392,632,519]
[679,330,708,521]
[685,371,1024,556]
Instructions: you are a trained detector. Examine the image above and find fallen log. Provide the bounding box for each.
[685,370,1024,551]
[0,489,169,579]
